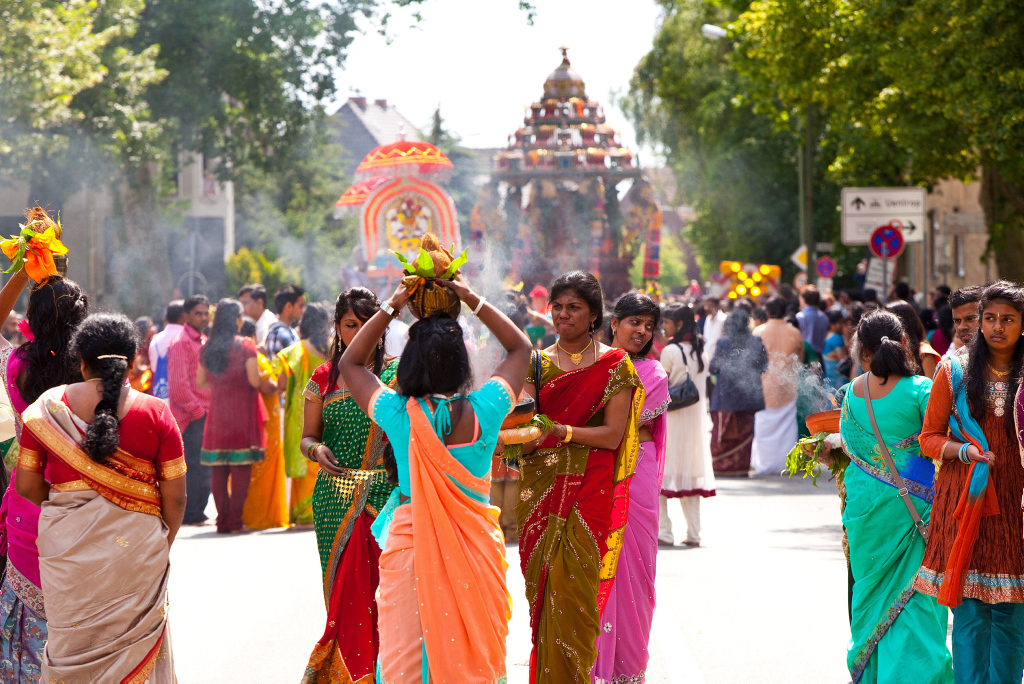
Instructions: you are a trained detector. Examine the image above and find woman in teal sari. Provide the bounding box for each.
[820,310,952,683]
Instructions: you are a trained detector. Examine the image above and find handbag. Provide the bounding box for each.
[667,343,700,411]
[860,374,930,543]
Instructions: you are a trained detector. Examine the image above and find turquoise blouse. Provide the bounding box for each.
[369,377,514,502]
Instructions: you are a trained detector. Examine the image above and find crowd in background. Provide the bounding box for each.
[0,237,1018,683]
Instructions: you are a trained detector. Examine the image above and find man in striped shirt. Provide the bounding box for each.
[168,294,212,525]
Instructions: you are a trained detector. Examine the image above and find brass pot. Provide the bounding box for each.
[404,276,461,319]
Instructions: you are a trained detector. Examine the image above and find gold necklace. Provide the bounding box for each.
[557,338,593,366]
[988,363,1011,378]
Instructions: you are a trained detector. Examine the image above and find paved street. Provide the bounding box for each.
[169,474,852,683]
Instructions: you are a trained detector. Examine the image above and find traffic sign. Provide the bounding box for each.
[790,244,808,271]
[794,272,808,290]
[869,222,905,259]
[841,187,926,245]
[815,256,837,279]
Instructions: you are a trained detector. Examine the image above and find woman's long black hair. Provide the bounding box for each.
[201,299,242,375]
[397,315,471,397]
[300,302,331,356]
[884,301,925,374]
[857,310,916,385]
[966,281,1024,440]
[18,276,89,404]
[70,313,139,463]
[664,304,705,373]
[611,292,661,358]
[328,288,387,391]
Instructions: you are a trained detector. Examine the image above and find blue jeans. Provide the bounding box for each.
[952,598,1024,684]
[182,415,211,524]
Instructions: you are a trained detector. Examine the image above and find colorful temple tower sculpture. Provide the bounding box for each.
[334,140,460,285]
[473,47,652,297]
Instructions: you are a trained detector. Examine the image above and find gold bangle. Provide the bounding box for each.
[564,425,573,443]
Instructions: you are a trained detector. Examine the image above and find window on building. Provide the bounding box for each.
[955,234,966,278]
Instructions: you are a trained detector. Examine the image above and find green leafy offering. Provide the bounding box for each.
[391,245,469,280]
[501,414,554,469]
[784,432,848,487]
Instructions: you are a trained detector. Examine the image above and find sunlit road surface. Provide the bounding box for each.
[168,474,851,682]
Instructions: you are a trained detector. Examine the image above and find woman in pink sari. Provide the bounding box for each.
[0,274,88,682]
[593,293,669,683]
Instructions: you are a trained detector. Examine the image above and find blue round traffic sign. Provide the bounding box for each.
[815,256,837,279]
[869,222,905,259]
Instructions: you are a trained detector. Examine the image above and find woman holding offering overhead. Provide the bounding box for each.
[340,273,531,683]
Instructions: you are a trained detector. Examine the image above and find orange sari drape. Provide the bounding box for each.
[376,398,510,683]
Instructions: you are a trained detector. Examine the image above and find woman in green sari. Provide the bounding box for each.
[298,289,397,683]
[819,310,952,683]
[279,303,330,524]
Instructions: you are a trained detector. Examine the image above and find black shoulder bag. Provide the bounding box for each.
[667,343,700,411]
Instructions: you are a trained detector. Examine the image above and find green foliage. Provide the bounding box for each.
[731,0,1024,279]
[784,433,848,486]
[225,247,300,301]
[233,110,353,301]
[426,107,481,245]
[624,0,842,283]
[630,232,689,291]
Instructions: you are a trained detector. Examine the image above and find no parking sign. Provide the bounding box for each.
[869,222,905,259]
[815,256,837,279]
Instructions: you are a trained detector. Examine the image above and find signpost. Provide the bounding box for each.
[868,222,905,296]
[841,187,927,244]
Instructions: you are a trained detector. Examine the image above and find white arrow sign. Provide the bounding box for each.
[841,187,927,245]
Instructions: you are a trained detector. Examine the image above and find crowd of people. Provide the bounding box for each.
[0,213,1018,683]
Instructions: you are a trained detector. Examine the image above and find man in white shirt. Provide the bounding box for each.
[702,297,727,361]
[238,283,278,343]
[149,300,185,402]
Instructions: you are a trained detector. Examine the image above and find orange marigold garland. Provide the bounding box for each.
[1,209,68,282]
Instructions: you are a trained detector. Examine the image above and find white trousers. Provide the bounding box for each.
[659,495,701,544]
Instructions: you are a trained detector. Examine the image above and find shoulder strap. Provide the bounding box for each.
[860,374,929,542]
[532,350,542,413]
[674,343,692,382]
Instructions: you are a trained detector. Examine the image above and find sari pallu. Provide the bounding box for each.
[839,384,952,683]
[593,358,668,684]
[303,421,391,683]
[23,388,175,683]
[377,398,510,683]
[517,349,644,683]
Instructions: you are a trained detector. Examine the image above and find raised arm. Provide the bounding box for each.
[0,269,30,350]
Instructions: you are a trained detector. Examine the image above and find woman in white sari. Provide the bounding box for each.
[15,313,185,682]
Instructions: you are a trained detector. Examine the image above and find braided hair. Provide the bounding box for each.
[70,313,139,463]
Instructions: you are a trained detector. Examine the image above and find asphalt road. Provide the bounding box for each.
[168,473,853,683]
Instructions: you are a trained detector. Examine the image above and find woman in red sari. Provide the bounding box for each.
[514,271,645,683]
[15,313,185,682]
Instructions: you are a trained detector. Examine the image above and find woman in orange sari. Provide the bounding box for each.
[14,313,186,682]
[515,271,644,683]
[341,273,532,683]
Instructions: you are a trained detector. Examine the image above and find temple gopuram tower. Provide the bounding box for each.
[470,48,657,297]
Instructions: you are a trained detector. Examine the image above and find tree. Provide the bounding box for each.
[624,0,844,283]
[731,0,1024,279]
[426,106,479,245]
